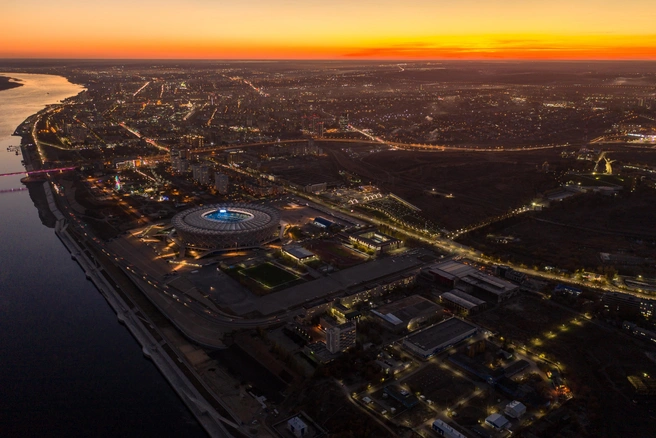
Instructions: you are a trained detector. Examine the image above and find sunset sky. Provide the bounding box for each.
[3,0,656,59]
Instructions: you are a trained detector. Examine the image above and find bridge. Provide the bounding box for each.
[0,187,28,194]
[0,166,77,178]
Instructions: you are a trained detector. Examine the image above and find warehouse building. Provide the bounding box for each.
[371,295,442,332]
[431,420,468,438]
[485,413,510,430]
[440,289,487,315]
[383,385,419,408]
[402,318,478,359]
[282,245,319,264]
[425,260,519,304]
[505,400,527,419]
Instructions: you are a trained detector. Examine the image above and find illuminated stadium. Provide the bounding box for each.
[172,204,281,250]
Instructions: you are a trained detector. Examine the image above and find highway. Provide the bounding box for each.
[205,153,646,298]
[283,187,645,298]
[118,122,170,152]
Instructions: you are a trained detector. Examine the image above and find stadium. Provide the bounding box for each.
[172,203,281,250]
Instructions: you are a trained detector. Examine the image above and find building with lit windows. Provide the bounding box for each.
[325,321,356,354]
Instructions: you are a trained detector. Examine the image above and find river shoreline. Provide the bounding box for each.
[0,73,207,437]
[44,181,235,437]
[0,75,23,91]
[15,77,242,436]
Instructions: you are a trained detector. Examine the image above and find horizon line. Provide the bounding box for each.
[2,57,656,62]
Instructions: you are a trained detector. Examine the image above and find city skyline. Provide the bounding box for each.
[3,0,656,59]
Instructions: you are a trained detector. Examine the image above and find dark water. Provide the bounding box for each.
[0,73,205,437]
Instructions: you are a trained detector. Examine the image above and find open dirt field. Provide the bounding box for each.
[460,187,656,275]
[323,145,585,230]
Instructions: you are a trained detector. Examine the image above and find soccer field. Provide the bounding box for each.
[241,263,298,288]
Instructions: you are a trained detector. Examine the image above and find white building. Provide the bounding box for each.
[326,321,356,354]
[431,419,467,438]
[287,416,307,437]
[485,413,510,430]
[505,400,527,419]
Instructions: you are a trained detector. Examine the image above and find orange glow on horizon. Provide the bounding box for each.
[2,1,656,60]
[5,35,655,61]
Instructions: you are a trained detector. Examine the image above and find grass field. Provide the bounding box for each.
[241,263,298,288]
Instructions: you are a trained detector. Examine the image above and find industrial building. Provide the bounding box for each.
[448,353,505,384]
[274,411,328,438]
[496,265,527,284]
[282,245,318,264]
[623,321,656,344]
[505,400,527,419]
[402,318,478,359]
[290,254,425,322]
[172,203,280,250]
[628,374,656,396]
[376,352,410,375]
[504,359,530,378]
[424,260,477,289]
[349,229,402,254]
[603,292,656,320]
[383,385,419,408]
[431,420,467,438]
[425,260,519,303]
[440,289,487,315]
[304,182,327,194]
[485,413,510,430]
[371,295,442,332]
[287,417,307,437]
[457,271,520,303]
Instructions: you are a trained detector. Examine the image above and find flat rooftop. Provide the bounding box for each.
[448,289,487,306]
[375,295,441,324]
[405,318,477,351]
[351,230,400,246]
[282,245,315,259]
[441,292,478,310]
[429,260,477,278]
[460,271,518,296]
[253,253,425,315]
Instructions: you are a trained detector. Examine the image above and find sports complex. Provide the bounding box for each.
[172,203,281,250]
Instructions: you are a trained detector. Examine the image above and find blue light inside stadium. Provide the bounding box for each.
[204,209,251,222]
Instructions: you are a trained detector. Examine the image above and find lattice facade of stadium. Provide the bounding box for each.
[172,203,281,250]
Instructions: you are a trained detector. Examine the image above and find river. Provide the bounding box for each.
[0,73,205,437]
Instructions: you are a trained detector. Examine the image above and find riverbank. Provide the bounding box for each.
[0,73,210,438]
[44,181,244,438]
[0,75,23,91]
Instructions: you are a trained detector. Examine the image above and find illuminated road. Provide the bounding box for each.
[133,81,151,97]
[0,187,28,194]
[208,157,644,297]
[285,188,645,298]
[119,122,170,152]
